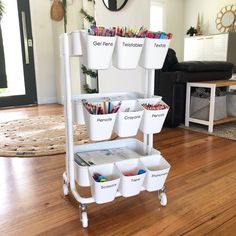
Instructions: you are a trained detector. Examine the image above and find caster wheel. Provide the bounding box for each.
[81,211,88,228]
[159,192,167,206]
[63,184,69,196]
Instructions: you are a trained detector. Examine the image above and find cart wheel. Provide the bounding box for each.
[63,184,69,196]
[81,211,88,228]
[159,192,167,206]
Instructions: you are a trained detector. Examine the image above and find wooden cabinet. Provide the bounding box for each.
[184,33,236,66]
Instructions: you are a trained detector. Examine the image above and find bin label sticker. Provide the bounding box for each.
[124,115,141,120]
[101,183,117,189]
[93,41,113,47]
[152,113,165,118]
[97,118,112,122]
[154,43,166,48]
[122,42,143,47]
[131,178,140,182]
[151,172,168,178]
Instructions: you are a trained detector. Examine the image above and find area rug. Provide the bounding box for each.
[179,122,236,141]
[0,115,116,157]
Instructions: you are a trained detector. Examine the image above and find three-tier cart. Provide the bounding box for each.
[60,29,171,228]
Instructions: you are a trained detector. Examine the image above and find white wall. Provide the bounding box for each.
[51,0,83,104]
[29,0,185,103]
[30,0,57,104]
[96,0,186,93]
[184,0,236,35]
[95,0,150,94]
[29,1,234,103]
[164,0,185,61]
[29,0,83,104]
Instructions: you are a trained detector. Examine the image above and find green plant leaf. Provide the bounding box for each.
[81,64,98,78]
[80,8,96,26]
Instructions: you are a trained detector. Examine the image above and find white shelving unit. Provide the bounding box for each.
[60,30,171,228]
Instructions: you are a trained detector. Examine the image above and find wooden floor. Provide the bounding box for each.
[0,104,236,236]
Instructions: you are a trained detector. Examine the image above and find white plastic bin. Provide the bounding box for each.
[115,159,146,197]
[72,101,85,125]
[82,101,119,141]
[80,30,116,69]
[88,163,120,204]
[138,97,169,134]
[113,36,145,69]
[69,31,83,56]
[74,138,161,186]
[139,38,171,69]
[114,100,144,137]
[140,155,170,192]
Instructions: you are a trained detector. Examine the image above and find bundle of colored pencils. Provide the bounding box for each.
[83,100,121,114]
[88,26,116,37]
[116,26,147,38]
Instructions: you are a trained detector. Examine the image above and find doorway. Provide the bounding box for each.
[0,0,37,108]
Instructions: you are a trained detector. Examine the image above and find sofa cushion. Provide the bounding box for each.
[161,48,178,72]
[173,61,233,72]
[175,70,232,83]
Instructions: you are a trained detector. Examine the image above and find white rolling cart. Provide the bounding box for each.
[60,30,171,228]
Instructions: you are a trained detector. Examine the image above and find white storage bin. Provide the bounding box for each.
[74,138,161,186]
[69,31,83,56]
[138,97,169,134]
[71,92,142,125]
[113,36,145,69]
[140,155,170,192]
[88,163,120,204]
[82,101,120,141]
[115,159,146,197]
[114,100,144,137]
[72,101,85,125]
[80,30,116,69]
[139,38,171,69]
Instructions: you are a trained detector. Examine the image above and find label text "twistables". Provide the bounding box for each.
[93,41,113,46]
[122,42,143,47]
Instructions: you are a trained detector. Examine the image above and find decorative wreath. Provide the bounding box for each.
[216,5,236,32]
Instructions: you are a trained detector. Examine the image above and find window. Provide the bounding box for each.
[150,0,164,32]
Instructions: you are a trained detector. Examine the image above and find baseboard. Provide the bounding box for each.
[37,97,58,105]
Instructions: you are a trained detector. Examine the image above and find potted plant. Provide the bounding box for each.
[186,26,197,36]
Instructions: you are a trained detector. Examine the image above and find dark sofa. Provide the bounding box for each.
[154,49,233,127]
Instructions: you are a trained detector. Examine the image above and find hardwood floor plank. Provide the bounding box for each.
[0,104,236,235]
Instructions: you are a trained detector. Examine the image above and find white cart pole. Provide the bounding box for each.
[60,34,71,183]
[60,33,94,204]
[143,69,149,151]
[143,68,155,154]
[147,69,155,152]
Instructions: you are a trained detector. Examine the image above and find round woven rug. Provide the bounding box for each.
[0,115,116,157]
[179,122,236,141]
